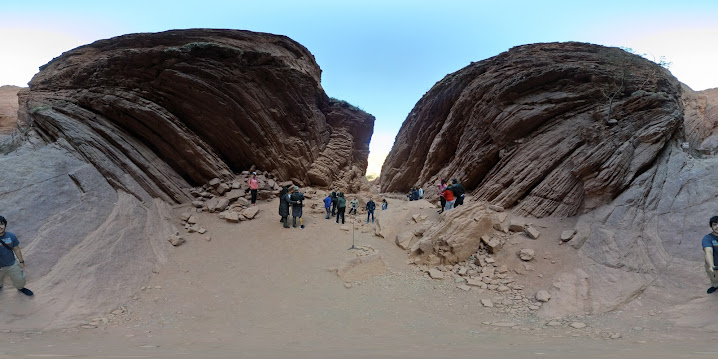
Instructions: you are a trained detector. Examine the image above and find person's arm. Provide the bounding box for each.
[13,246,25,268]
[706,247,715,272]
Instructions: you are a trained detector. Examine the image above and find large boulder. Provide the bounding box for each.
[18,29,374,203]
[408,202,493,264]
[380,42,682,217]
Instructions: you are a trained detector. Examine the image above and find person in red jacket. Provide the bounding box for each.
[443,185,455,211]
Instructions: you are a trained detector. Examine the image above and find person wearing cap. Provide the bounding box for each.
[247,172,259,206]
[0,216,34,296]
[289,186,305,229]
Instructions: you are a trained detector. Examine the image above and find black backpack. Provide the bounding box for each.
[291,192,304,202]
[451,184,464,197]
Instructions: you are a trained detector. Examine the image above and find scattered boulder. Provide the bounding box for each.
[480,235,502,254]
[509,220,526,232]
[168,234,185,247]
[560,229,576,242]
[536,290,552,302]
[524,226,540,239]
[395,231,415,250]
[224,213,240,223]
[428,268,445,279]
[241,206,259,219]
[518,248,535,261]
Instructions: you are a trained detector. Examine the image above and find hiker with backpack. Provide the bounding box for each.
[278,186,291,228]
[289,186,305,229]
[0,216,34,296]
[330,190,338,216]
[451,178,465,206]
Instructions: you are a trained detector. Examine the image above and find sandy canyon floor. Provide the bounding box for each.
[1,197,717,359]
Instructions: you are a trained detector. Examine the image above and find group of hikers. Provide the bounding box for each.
[276,185,390,228]
[404,178,465,213]
[437,178,465,213]
[407,187,423,201]
[322,191,386,225]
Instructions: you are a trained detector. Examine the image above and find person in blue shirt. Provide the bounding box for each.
[323,194,332,219]
[702,216,718,294]
[0,216,34,296]
[381,198,388,210]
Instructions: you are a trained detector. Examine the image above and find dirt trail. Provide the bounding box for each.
[1,197,717,358]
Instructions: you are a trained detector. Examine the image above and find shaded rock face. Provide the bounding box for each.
[381,42,682,217]
[19,29,374,203]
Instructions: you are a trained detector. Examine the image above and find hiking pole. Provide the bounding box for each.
[348,208,357,250]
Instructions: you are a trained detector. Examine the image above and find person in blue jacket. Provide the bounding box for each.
[323,193,332,219]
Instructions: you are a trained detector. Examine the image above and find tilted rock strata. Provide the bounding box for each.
[682,86,718,154]
[19,29,373,203]
[381,42,683,217]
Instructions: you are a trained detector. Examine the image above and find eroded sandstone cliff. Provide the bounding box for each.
[381,42,683,217]
[19,29,374,203]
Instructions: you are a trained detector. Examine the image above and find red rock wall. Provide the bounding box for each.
[381,42,683,217]
[19,29,374,203]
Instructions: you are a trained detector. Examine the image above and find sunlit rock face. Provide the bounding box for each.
[20,29,374,203]
[381,42,682,217]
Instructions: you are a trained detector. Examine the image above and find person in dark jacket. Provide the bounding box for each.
[336,192,347,224]
[289,186,304,229]
[366,197,376,223]
[451,178,466,206]
[330,191,338,216]
[278,186,291,228]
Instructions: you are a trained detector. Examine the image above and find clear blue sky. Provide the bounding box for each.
[2,0,717,175]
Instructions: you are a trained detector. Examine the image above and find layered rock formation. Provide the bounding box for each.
[1,29,374,328]
[19,29,374,203]
[381,42,682,217]
[381,41,718,321]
